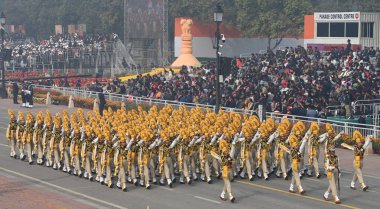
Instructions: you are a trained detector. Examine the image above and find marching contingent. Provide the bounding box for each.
[6,105,377,204]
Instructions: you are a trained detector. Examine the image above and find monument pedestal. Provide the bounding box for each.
[171,54,201,68]
[171,18,201,68]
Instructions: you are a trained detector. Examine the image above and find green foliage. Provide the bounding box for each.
[311,0,380,13]
[0,0,123,38]
[235,0,312,49]
[1,0,380,42]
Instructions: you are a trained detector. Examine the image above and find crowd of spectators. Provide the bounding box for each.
[118,45,380,117]
[3,32,118,69]
[7,32,26,42]
[19,43,380,118]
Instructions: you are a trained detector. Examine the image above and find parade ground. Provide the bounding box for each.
[0,99,379,209]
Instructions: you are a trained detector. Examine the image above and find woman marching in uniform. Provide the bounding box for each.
[70,122,83,177]
[288,134,307,194]
[307,122,321,178]
[114,126,128,191]
[33,112,45,165]
[323,148,341,204]
[60,117,72,174]
[43,110,54,167]
[81,125,95,181]
[51,114,62,170]
[211,128,237,203]
[341,130,372,191]
[7,109,18,158]
[23,112,35,164]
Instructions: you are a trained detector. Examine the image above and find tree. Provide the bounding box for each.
[311,0,380,12]
[235,0,312,50]
[0,0,124,39]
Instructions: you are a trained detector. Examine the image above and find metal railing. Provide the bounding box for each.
[327,99,380,116]
[353,99,380,115]
[267,112,380,138]
[28,84,380,138]
[30,84,258,116]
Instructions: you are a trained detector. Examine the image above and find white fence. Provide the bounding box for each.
[30,84,380,138]
[267,112,380,139]
[31,84,258,116]
[354,99,380,115]
[327,99,380,117]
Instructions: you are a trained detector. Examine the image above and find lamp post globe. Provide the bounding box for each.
[214,3,224,23]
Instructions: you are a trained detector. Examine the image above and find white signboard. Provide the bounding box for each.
[315,12,360,22]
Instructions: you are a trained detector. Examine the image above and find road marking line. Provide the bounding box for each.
[0,167,129,209]
[236,180,361,209]
[193,196,221,204]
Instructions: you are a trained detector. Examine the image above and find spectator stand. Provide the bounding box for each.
[3,33,137,79]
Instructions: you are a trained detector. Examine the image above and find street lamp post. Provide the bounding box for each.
[214,3,223,113]
[0,11,7,99]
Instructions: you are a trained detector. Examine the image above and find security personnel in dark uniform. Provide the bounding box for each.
[12,82,19,104]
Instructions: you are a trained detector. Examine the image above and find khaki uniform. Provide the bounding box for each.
[159,144,174,186]
[324,153,340,203]
[60,132,71,173]
[199,140,212,182]
[43,126,54,166]
[7,119,18,157]
[289,135,306,194]
[51,126,62,169]
[115,145,128,190]
[278,138,289,179]
[33,120,44,165]
[127,142,138,185]
[81,136,94,180]
[217,139,236,202]
[149,148,158,183]
[93,141,105,183]
[24,120,35,163]
[221,155,234,200]
[103,142,114,187]
[259,138,270,179]
[70,133,82,176]
[289,145,304,194]
[308,135,320,177]
[179,141,193,183]
[352,146,367,189]
[240,142,255,180]
[190,146,199,179]
[139,144,151,189]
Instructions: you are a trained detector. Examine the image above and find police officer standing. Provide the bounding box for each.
[12,82,19,104]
